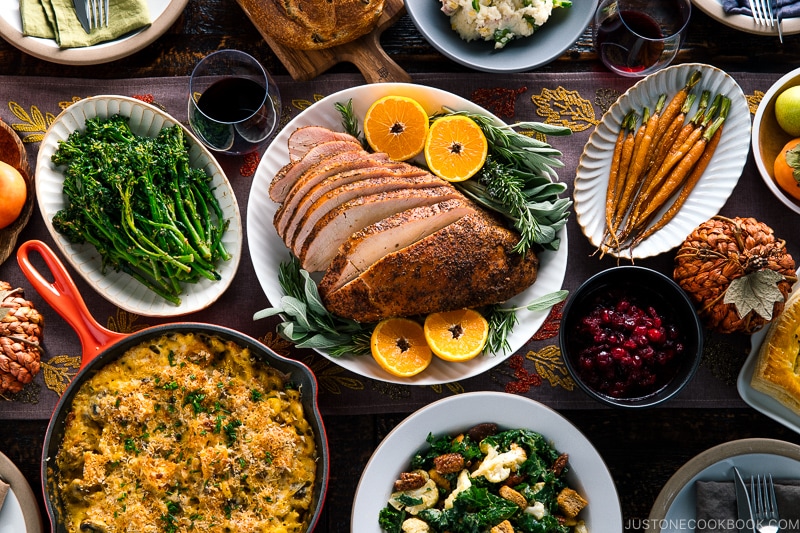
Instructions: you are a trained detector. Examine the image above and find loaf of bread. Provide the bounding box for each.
[259,0,385,50]
[750,288,800,414]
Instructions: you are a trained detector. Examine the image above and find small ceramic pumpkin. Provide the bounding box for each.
[674,215,797,334]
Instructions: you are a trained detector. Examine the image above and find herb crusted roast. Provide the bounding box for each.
[269,126,540,322]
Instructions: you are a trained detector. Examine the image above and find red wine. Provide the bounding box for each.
[595,10,666,74]
[196,77,265,122]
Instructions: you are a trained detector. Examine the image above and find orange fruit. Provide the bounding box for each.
[423,308,488,362]
[774,137,800,201]
[0,161,26,230]
[424,115,487,182]
[371,318,433,377]
[363,95,429,161]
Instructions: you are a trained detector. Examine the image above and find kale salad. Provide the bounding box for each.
[378,424,588,533]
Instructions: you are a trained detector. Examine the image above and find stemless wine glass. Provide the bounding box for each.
[188,49,281,155]
[593,0,692,77]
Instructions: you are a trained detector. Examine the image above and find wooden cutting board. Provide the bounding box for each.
[235,0,411,84]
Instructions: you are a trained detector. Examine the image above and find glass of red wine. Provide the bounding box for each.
[593,0,691,77]
[188,50,281,155]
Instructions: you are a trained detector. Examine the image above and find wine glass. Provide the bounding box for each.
[593,0,692,77]
[188,49,281,155]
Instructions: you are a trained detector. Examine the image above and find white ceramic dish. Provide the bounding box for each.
[0,451,42,533]
[404,0,597,73]
[691,0,800,37]
[647,438,800,532]
[247,82,569,385]
[0,0,187,65]
[574,62,751,259]
[36,95,242,317]
[351,392,622,532]
[751,66,800,216]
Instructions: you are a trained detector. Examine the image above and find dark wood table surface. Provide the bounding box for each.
[2,3,800,532]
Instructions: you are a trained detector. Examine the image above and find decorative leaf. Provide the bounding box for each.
[723,270,786,321]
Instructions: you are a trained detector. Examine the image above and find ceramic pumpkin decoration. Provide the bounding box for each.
[674,216,797,334]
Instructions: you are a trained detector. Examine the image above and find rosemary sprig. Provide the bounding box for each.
[253,257,373,357]
[483,290,569,355]
[335,99,367,149]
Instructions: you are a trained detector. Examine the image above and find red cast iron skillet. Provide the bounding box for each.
[17,239,330,533]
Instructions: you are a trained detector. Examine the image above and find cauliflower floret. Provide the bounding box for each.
[389,471,439,515]
[524,501,547,520]
[402,517,431,533]
[470,442,527,483]
[444,469,472,509]
[574,520,589,533]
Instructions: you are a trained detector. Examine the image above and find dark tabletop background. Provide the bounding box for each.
[2,2,800,532]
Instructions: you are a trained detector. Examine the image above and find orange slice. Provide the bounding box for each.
[424,115,488,182]
[371,317,433,377]
[364,95,429,161]
[424,309,489,362]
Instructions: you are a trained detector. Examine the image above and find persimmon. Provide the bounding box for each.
[773,137,800,201]
[0,161,26,230]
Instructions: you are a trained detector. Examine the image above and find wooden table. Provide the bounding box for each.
[1,2,800,531]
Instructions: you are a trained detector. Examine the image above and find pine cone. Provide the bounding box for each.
[0,281,43,395]
[674,216,797,334]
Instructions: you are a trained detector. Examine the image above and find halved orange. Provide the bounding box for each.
[363,95,429,161]
[371,317,433,377]
[423,309,489,362]
[424,115,488,182]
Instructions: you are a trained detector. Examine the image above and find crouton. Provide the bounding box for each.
[499,485,527,508]
[490,519,515,533]
[557,487,588,518]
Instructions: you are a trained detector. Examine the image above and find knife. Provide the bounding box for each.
[733,466,756,533]
[72,0,91,33]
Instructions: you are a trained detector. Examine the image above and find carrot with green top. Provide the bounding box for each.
[649,92,701,176]
[604,111,636,233]
[650,69,702,148]
[627,97,729,250]
[608,106,650,237]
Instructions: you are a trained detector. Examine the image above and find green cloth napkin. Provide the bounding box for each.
[20,0,151,48]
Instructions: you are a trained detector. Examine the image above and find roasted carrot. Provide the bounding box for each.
[604,111,636,234]
[625,93,666,187]
[649,92,702,178]
[627,98,729,249]
[650,69,702,149]
[609,106,650,236]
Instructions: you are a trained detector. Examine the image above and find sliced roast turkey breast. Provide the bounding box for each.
[269,139,363,202]
[296,185,462,272]
[318,198,477,295]
[320,210,539,323]
[287,174,454,257]
[286,126,361,161]
[274,151,413,238]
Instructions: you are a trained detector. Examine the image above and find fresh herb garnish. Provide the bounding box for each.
[253,257,372,357]
[483,290,569,355]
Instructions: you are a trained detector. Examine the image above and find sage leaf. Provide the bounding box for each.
[723,270,786,321]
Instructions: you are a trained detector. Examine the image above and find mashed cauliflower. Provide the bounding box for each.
[440,0,571,49]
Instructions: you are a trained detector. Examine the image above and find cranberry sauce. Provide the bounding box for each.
[570,287,686,399]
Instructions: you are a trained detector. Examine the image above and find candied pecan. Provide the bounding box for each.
[504,474,526,487]
[499,485,527,508]
[393,471,426,492]
[552,453,569,476]
[434,453,465,474]
[467,423,498,442]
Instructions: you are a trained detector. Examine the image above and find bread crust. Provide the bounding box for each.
[261,0,385,50]
[750,288,800,414]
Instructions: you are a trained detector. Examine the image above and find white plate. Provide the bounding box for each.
[691,0,800,37]
[247,82,569,385]
[0,0,187,65]
[405,0,597,73]
[0,451,42,533]
[737,325,800,435]
[351,392,622,532]
[36,95,242,317]
[574,62,751,259]
[647,438,800,532]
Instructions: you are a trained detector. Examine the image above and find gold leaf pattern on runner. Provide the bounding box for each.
[8,101,56,144]
[59,96,82,110]
[430,382,465,395]
[370,379,411,401]
[595,88,621,114]
[291,94,325,112]
[747,90,764,115]
[107,308,149,333]
[258,332,294,358]
[528,345,575,391]
[301,353,365,396]
[42,355,80,396]
[530,87,599,132]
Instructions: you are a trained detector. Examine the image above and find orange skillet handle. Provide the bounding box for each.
[16,240,127,369]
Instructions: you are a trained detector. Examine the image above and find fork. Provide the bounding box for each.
[751,474,781,533]
[748,0,784,43]
[88,0,109,30]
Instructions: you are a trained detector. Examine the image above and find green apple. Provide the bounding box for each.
[775,86,800,137]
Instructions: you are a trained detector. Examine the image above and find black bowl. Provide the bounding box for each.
[560,266,703,408]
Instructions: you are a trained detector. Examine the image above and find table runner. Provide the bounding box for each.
[0,70,793,420]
